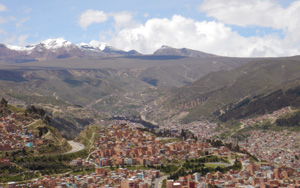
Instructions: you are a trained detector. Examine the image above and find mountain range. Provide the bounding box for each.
[1,38,300,138]
[0,38,142,63]
[0,38,220,63]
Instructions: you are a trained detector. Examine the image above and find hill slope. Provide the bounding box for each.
[145,56,300,123]
[0,100,70,155]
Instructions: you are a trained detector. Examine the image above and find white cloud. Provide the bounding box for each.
[2,34,29,46]
[109,11,133,29]
[0,3,6,12]
[79,10,108,29]
[199,0,285,29]
[198,0,300,31]
[108,15,299,57]
[79,10,135,30]
[198,0,300,55]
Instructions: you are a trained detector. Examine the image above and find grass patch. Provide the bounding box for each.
[0,172,40,183]
[204,163,227,168]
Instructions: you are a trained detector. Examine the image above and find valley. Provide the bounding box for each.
[1,39,300,187]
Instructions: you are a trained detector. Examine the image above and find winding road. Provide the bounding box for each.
[64,141,85,154]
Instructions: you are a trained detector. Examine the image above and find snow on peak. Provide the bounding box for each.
[77,40,109,51]
[6,44,35,53]
[5,38,75,53]
[41,38,74,50]
[89,40,108,51]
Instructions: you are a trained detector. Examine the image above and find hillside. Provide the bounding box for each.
[0,99,70,155]
[2,41,300,136]
[145,56,300,123]
[218,85,300,122]
[0,46,253,138]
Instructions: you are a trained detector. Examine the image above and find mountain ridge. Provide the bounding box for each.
[0,38,223,63]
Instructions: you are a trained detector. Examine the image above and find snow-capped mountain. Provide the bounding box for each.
[77,40,109,51]
[0,38,219,64]
[6,38,77,53]
[0,38,141,63]
[77,40,140,56]
[0,38,83,61]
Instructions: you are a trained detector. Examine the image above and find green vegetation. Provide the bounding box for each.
[0,165,23,175]
[0,172,40,183]
[276,111,300,127]
[75,125,100,147]
[168,157,242,180]
[150,57,300,123]
[204,163,227,168]
[162,179,167,188]
[10,148,88,163]
[147,164,180,174]
[2,149,89,182]
[72,167,95,175]
[219,86,300,122]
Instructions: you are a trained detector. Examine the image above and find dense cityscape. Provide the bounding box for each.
[1,106,300,187]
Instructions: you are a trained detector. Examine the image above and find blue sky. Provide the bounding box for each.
[0,0,300,57]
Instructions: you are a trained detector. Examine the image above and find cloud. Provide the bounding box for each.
[79,10,135,30]
[17,34,29,46]
[199,0,284,28]
[79,10,108,29]
[0,3,6,12]
[108,15,299,57]
[16,17,30,28]
[143,13,149,18]
[3,35,16,44]
[198,0,300,31]
[109,11,133,29]
[198,0,300,55]
[1,34,29,46]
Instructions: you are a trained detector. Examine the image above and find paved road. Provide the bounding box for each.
[64,141,85,154]
[153,175,168,188]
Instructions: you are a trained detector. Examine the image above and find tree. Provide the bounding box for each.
[0,98,8,107]
[45,116,51,124]
[181,129,186,140]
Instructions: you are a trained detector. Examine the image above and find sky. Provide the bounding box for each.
[0,0,300,57]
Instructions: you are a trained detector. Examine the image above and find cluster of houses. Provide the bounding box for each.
[0,114,47,151]
[5,118,300,188]
[240,107,292,128]
[159,120,219,139]
[5,167,160,188]
[240,130,300,169]
[167,156,300,188]
[89,124,230,167]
